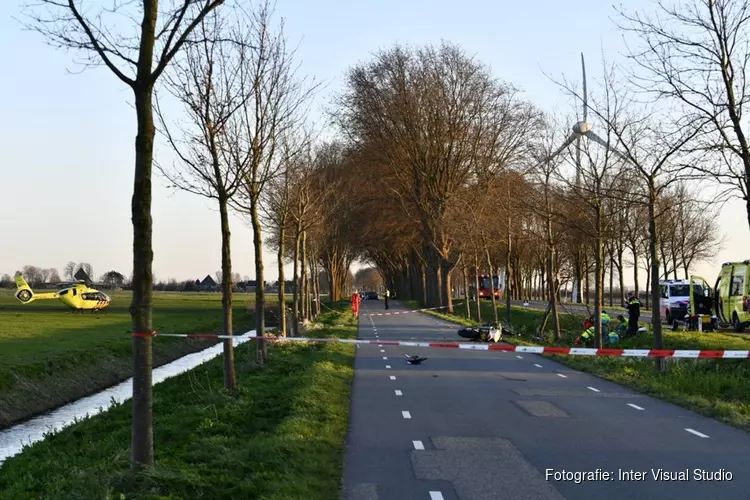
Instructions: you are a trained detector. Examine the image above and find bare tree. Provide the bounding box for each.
[49,268,61,283]
[21,0,227,468]
[22,265,42,286]
[617,0,750,229]
[63,261,76,281]
[337,42,536,312]
[577,69,704,370]
[155,10,249,390]
[262,134,309,337]
[229,1,315,364]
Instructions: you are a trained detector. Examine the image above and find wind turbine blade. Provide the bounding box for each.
[581,53,588,123]
[586,131,630,162]
[549,133,578,160]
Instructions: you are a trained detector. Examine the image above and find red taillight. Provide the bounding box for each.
[744,297,749,312]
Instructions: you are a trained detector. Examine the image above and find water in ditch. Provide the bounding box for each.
[0,331,255,467]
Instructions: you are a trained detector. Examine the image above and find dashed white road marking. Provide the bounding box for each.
[383,357,388,360]
[429,492,444,500]
[587,387,600,392]
[534,363,542,368]
[402,411,412,419]
[413,440,424,450]
[378,344,383,347]
[389,376,396,380]
[395,390,403,396]
[685,428,709,438]
[381,349,385,353]
[385,365,391,369]
[516,355,523,359]
[627,403,645,411]
[557,374,567,378]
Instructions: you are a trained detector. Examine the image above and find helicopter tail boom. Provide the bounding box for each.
[14,275,57,303]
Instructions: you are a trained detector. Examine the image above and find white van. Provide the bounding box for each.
[659,279,691,325]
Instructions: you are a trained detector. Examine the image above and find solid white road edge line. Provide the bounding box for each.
[627,403,645,411]
[413,440,424,450]
[402,411,412,419]
[685,428,709,438]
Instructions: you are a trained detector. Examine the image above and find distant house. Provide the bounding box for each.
[199,275,218,291]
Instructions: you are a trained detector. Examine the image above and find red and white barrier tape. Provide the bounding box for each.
[366,303,463,317]
[130,332,750,358]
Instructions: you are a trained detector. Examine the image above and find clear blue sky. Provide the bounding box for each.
[0,0,747,283]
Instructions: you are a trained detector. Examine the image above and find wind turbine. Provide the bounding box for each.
[543,53,628,302]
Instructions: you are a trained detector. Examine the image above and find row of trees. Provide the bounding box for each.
[0,262,96,287]
[311,1,749,361]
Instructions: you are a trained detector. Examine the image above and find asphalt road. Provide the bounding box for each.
[341,299,750,500]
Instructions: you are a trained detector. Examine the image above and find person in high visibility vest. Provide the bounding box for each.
[579,325,595,345]
[384,289,391,310]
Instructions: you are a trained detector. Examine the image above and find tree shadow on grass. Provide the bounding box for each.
[0,340,355,500]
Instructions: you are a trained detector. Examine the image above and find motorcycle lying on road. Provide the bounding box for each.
[457,322,502,342]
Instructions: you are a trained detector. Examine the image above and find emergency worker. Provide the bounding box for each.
[626,291,641,335]
[384,289,391,310]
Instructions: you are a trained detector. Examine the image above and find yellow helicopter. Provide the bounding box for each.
[14,275,111,313]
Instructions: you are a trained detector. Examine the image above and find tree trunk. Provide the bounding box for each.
[277,223,287,337]
[473,255,482,322]
[609,250,614,307]
[292,222,302,336]
[648,184,664,372]
[301,230,308,321]
[594,208,604,348]
[584,253,590,305]
[462,263,471,319]
[218,196,236,387]
[130,81,156,469]
[573,247,583,304]
[505,225,512,325]
[546,212,561,341]
[315,260,321,316]
[617,248,625,306]
[250,198,267,364]
[486,246,499,326]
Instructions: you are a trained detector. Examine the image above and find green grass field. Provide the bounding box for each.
[405,298,750,433]
[0,303,357,500]
[0,289,256,428]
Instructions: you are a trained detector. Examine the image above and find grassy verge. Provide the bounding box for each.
[0,303,357,499]
[403,298,750,433]
[0,290,256,428]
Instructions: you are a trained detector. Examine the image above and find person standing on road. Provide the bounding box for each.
[626,291,641,335]
[384,288,390,310]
